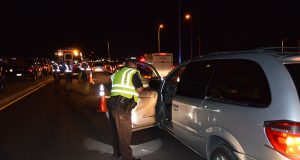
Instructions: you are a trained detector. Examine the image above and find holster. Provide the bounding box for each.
[116,96,137,114]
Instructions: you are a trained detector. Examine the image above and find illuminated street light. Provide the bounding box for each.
[185,13,193,59]
[281,39,288,52]
[157,24,164,53]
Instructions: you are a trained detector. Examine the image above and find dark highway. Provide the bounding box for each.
[0,77,203,160]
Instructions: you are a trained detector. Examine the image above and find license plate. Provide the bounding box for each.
[16,74,22,77]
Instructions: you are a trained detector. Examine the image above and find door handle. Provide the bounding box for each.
[173,104,179,111]
[203,106,221,113]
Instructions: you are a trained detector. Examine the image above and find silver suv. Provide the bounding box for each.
[134,48,300,160]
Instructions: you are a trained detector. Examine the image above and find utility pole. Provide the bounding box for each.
[157,24,164,53]
[178,0,182,64]
[198,36,201,56]
[107,40,110,60]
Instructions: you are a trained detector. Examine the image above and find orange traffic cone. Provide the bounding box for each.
[97,84,108,112]
[89,72,94,84]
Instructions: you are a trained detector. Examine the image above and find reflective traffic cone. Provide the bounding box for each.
[97,84,108,113]
[89,72,94,84]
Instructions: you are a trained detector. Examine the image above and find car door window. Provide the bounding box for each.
[163,65,187,104]
[137,63,159,88]
[176,60,217,99]
[207,59,271,107]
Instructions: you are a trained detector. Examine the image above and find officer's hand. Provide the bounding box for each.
[136,87,144,94]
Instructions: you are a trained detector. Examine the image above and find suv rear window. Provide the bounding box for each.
[207,59,271,107]
[285,63,300,101]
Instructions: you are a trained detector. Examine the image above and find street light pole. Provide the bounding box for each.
[185,13,193,59]
[178,0,182,64]
[107,40,110,60]
[157,24,164,53]
[281,39,288,52]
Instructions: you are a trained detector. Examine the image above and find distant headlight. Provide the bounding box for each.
[94,68,103,72]
[9,69,13,72]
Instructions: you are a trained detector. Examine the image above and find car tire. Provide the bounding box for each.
[210,143,238,160]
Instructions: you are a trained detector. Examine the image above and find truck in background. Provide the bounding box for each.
[142,53,173,78]
[54,48,83,78]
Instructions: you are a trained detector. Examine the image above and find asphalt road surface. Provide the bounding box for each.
[0,76,204,160]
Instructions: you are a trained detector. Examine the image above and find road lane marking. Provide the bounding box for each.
[0,83,47,111]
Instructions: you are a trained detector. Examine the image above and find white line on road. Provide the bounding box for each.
[0,83,47,111]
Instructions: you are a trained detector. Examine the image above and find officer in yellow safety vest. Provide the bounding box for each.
[108,60,143,160]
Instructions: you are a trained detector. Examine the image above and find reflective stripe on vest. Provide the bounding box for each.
[65,64,72,73]
[52,63,60,72]
[110,67,139,102]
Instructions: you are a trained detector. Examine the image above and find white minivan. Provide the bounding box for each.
[133,48,300,160]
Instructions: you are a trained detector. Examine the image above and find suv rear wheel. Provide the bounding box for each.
[210,143,238,160]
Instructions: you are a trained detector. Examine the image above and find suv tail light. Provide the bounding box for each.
[265,120,300,159]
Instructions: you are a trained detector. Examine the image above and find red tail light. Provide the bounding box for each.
[265,121,300,160]
[143,75,151,79]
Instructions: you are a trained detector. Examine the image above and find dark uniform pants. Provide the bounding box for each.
[53,72,60,93]
[65,73,72,91]
[108,96,136,160]
[81,71,90,95]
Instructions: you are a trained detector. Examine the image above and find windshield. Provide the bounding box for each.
[137,63,159,79]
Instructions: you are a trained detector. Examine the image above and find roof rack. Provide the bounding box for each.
[206,49,260,57]
[255,47,300,53]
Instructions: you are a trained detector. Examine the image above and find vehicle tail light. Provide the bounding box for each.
[143,75,151,79]
[265,120,300,159]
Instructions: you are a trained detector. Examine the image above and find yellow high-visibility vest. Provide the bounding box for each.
[110,67,140,102]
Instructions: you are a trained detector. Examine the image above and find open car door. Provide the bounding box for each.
[131,62,162,131]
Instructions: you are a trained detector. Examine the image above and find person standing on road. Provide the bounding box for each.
[108,60,143,160]
[80,61,91,95]
[51,61,61,93]
[64,60,73,91]
[51,61,60,82]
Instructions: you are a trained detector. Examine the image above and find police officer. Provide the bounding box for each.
[108,60,143,160]
[80,61,91,95]
[51,61,60,82]
[64,60,73,91]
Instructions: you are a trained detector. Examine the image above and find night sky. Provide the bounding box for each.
[1,0,300,62]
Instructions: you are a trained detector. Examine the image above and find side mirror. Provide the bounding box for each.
[149,78,162,90]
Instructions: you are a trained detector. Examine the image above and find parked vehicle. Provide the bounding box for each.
[133,48,300,160]
[54,48,83,78]
[5,58,43,80]
[91,62,110,85]
[143,52,173,78]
